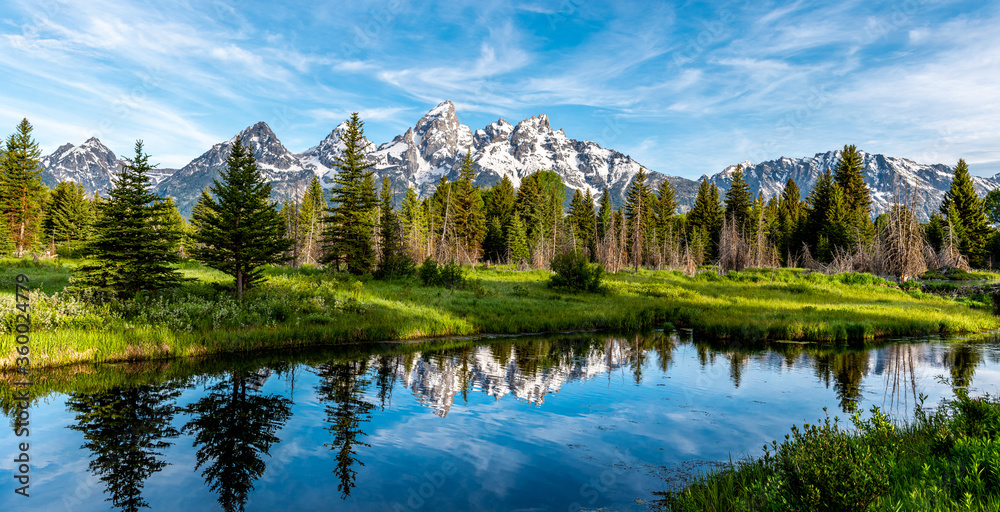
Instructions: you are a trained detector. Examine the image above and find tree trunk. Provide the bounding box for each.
[236,268,243,300]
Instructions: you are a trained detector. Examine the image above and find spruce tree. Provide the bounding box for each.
[483,175,516,262]
[833,144,873,243]
[452,150,486,260]
[400,186,427,260]
[322,113,377,274]
[687,179,723,261]
[0,118,45,256]
[74,141,182,299]
[777,178,804,262]
[624,168,654,268]
[298,175,326,265]
[507,214,530,264]
[190,137,292,299]
[724,164,752,228]
[596,188,613,241]
[375,176,413,279]
[941,158,990,263]
[567,189,595,253]
[43,181,94,253]
[654,179,678,243]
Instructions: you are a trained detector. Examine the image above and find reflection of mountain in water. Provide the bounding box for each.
[394,337,651,417]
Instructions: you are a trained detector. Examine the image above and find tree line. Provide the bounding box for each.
[2,115,996,300]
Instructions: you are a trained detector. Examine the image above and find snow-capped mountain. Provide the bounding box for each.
[39,137,178,196]
[39,138,124,195]
[37,101,1000,221]
[297,100,693,209]
[156,121,315,215]
[708,150,1000,220]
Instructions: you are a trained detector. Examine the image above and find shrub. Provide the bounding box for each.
[773,411,891,511]
[417,258,465,288]
[548,250,603,292]
[418,257,438,286]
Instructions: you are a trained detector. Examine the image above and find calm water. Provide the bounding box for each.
[3,331,1000,511]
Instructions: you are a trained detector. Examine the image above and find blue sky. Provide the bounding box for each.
[2,0,999,178]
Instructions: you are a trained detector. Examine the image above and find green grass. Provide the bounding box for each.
[1,260,998,370]
[657,392,1000,511]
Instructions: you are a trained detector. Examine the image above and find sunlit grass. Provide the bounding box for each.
[0,259,998,369]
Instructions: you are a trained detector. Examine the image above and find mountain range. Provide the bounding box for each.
[37,100,1000,220]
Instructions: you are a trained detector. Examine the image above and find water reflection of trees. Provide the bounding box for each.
[316,359,377,499]
[182,369,292,512]
[66,384,181,512]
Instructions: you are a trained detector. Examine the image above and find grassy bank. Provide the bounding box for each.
[1,259,998,369]
[658,392,1000,511]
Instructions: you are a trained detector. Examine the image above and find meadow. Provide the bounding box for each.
[1,258,998,370]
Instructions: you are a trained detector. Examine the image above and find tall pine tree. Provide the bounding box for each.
[687,179,724,261]
[724,164,752,228]
[833,144,873,243]
[322,113,378,274]
[452,150,486,261]
[190,137,293,299]
[941,158,990,263]
[0,118,45,257]
[298,175,326,265]
[75,141,182,299]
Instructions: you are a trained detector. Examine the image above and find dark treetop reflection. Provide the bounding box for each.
[182,369,292,512]
[66,384,181,512]
[2,331,1000,511]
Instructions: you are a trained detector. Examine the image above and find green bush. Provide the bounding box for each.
[548,251,603,292]
[417,258,465,288]
[774,411,891,511]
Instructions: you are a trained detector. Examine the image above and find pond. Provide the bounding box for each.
[2,331,1000,511]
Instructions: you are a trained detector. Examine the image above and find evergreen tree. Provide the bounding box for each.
[515,172,545,243]
[483,175,516,262]
[777,178,805,262]
[940,158,990,263]
[724,164,752,228]
[833,144,873,243]
[596,188,613,241]
[298,175,326,265]
[399,186,428,261]
[687,179,724,261]
[0,118,45,256]
[42,181,94,252]
[190,137,293,299]
[452,150,486,260]
[74,141,182,300]
[567,189,596,254]
[161,197,188,258]
[375,177,413,279]
[624,167,654,268]
[322,113,377,274]
[507,214,530,264]
[654,179,678,243]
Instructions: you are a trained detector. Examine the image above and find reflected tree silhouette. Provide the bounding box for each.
[374,355,400,409]
[814,351,869,412]
[945,343,981,390]
[182,369,293,512]
[67,384,181,512]
[316,359,376,499]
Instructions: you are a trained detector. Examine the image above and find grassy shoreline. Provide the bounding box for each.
[659,393,1000,511]
[2,259,999,370]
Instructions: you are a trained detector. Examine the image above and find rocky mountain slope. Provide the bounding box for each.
[36,101,999,220]
[708,150,1000,220]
